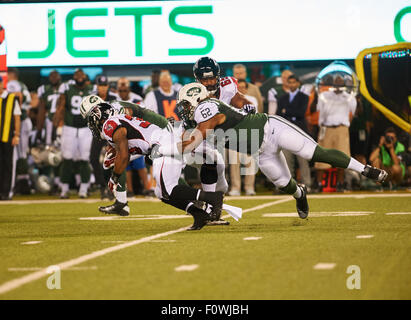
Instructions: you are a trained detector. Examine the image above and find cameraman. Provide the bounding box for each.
[369,127,405,186]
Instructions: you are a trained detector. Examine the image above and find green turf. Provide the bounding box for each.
[0,193,410,299]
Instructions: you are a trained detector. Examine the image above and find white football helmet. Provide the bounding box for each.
[177,83,208,109]
[80,95,104,119]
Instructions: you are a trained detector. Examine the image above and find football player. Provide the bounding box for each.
[81,96,224,230]
[164,83,389,219]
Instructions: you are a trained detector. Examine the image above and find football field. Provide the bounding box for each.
[0,192,410,300]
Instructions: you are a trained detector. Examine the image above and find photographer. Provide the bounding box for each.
[369,127,405,186]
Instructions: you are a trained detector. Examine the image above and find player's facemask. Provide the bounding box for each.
[87,103,116,140]
[199,76,219,95]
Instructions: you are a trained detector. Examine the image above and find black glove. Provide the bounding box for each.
[243,104,256,114]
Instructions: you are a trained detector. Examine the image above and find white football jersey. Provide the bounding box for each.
[217,76,238,104]
[101,114,163,156]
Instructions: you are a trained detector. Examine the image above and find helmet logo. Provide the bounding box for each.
[89,96,98,103]
[186,87,201,97]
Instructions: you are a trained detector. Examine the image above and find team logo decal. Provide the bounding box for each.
[186,87,201,97]
[103,120,117,137]
[89,96,98,103]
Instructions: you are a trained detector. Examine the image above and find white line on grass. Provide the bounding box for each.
[0,198,291,295]
[313,263,336,270]
[356,235,374,239]
[243,237,262,241]
[20,241,42,245]
[175,265,199,272]
[8,266,98,272]
[263,211,373,218]
[386,212,411,215]
[3,193,410,205]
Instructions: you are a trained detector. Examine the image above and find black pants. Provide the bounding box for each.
[0,142,14,198]
[90,137,107,189]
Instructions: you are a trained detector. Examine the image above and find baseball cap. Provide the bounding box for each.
[96,74,108,85]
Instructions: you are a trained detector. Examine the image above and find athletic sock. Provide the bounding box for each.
[116,191,127,204]
[311,146,351,168]
[61,183,69,195]
[279,178,298,196]
[347,158,366,173]
[201,183,217,192]
[79,183,89,195]
[293,185,303,199]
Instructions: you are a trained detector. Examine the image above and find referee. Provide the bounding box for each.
[0,75,21,200]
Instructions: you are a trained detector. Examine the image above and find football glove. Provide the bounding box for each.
[103,148,116,170]
[148,144,162,160]
[243,104,256,114]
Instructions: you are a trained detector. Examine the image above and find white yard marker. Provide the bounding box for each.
[101,241,125,244]
[386,212,411,215]
[175,265,199,272]
[8,266,98,272]
[356,235,374,239]
[263,211,373,218]
[313,263,336,270]
[20,241,42,245]
[80,215,190,221]
[243,237,262,241]
[0,198,290,295]
[150,240,176,243]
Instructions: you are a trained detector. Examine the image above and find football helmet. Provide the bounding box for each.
[87,103,117,139]
[176,83,208,121]
[80,95,104,119]
[193,56,221,94]
[30,145,62,167]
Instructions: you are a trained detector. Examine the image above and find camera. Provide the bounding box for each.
[385,135,393,144]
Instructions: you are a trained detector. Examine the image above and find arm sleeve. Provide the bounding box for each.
[194,101,220,124]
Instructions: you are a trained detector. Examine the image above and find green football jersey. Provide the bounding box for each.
[116,100,169,129]
[59,81,94,128]
[37,84,60,120]
[193,98,268,154]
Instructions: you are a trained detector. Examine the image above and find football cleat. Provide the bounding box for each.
[296,184,309,219]
[187,207,209,231]
[206,191,224,221]
[99,200,130,216]
[361,165,388,183]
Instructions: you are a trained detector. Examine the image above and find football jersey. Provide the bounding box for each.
[59,81,94,128]
[112,100,170,130]
[101,114,163,157]
[216,76,238,104]
[193,98,268,154]
[37,84,60,120]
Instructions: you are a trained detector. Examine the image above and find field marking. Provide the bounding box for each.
[175,265,199,272]
[8,266,98,272]
[80,215,190,221]
[243,237,262,241]
[263,211,373,218]
[20,241,43,245]
[313,263,336,270]
[0,198,290,295]
[385,212,411,215]
[2,192,410,205]
[150,240,176,243]
[356,235,374,239]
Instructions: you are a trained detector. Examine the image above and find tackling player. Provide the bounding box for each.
[80,96,224,230]
[166,83,389,219]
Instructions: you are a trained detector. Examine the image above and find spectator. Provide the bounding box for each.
[228,79,257,196]
[143,70,160,96]
[267,69,293,115]
[369,127,405,188]
[0,75,21,200]
[143,70,179,120]
[117,77,143,103]
[277,75,312,190]
[53,68,94,198]
[90,75,117,200]
[314,75,357,192]
[232,64,263,113]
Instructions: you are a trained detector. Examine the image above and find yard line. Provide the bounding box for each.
[2,193,410,205]
[175,265,199,272]
[0,198,290,295]
[21,241,42,245]
[356,235,374,239]
[313,263,336,270]
[8,266,98,272]
[385,212,411,215]
[243,237,262,241]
